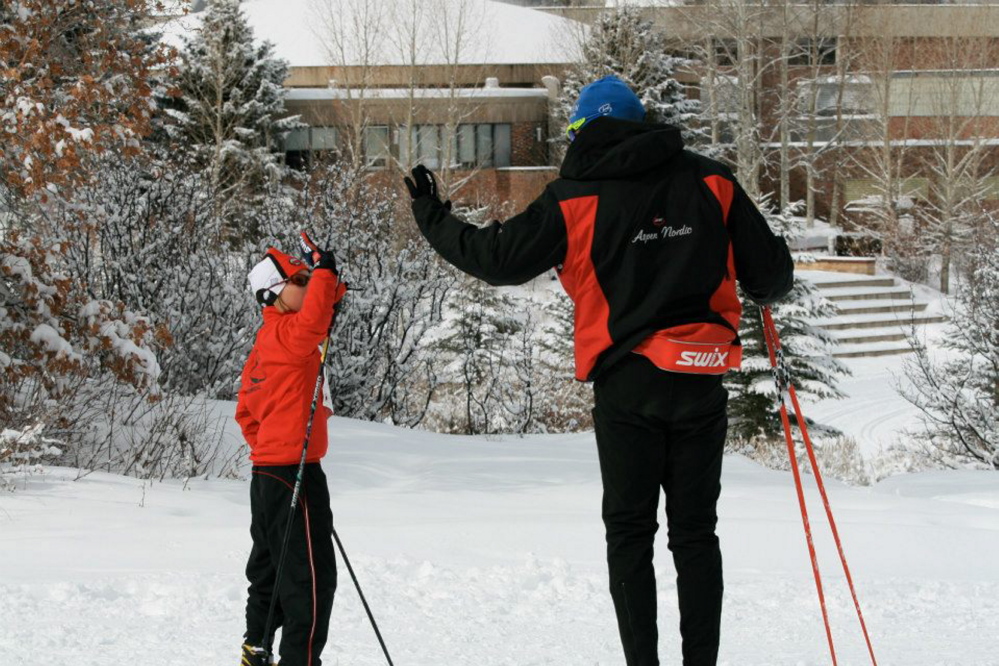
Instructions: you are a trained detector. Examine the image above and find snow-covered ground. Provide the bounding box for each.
[807,352,929,460]
[2,417,997,665]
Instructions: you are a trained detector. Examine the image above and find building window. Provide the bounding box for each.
[791,76,875,142]
[789,38,837,67]
[283,126,338,170]
[284,128,310,152]
[400,123,511,169]
[476,124,494,167]
[282,126,338,152]
[889,71,999,118]
[844,178,930,203]
[410,125,441,169]
[364,125,391,169]
[711,39,738,67]
[493,124,511,167]
[457,124,476,166]
[982,177,999,201]
[311,127,337,151]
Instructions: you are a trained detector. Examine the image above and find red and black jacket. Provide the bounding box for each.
[411,116,794,381]
[235,269,348,465]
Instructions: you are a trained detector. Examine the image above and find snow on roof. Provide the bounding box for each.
[160,0,585,68]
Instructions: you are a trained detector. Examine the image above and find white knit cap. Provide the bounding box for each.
[247,247,308,305]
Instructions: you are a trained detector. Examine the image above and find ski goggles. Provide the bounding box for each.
[282,272,311,288]
[565,115,595,142]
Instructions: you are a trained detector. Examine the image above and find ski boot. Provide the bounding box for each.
[240,643,275,666]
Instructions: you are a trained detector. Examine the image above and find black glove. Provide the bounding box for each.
[299,231,338,273]
[404,164,452,210]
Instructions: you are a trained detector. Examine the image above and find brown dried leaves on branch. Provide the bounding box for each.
[0,0,175,200]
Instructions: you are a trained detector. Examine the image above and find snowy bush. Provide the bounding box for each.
[900,214,999,469]
[55,154,262,399]
[728,434,870,486]
[0,424,63,490]
[2,190,244,480]
[0,231,166,463]
[292,164,456,427]
[70,393,242,481]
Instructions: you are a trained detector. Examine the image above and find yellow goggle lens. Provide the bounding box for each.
[565,116,588,140]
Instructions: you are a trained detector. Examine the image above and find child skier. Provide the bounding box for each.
[235,240,347,666]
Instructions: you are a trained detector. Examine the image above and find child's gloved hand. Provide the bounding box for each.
[299,231,338,273]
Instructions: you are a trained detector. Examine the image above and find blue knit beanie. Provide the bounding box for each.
[568,75,646,136]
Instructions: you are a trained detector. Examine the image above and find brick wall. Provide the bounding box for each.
[451,167,559,215]
[510,121,549,167]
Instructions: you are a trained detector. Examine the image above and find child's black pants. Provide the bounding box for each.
[245,463,337,666]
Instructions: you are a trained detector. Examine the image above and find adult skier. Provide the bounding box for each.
[235,244,347,666]
[404,75,794,665]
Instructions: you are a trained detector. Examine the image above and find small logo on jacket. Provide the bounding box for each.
[676,348,729,368]
[632,216,693,244]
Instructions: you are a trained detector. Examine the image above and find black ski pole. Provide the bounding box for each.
[261,324,335,661]
[317,335,396,666]
[331,526,395,666]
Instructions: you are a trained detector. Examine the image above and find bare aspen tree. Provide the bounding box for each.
[825,2,864,230]
[916,32,999,293]
[313,0,488,197]
[683,0,773,198]
[791,0,859,227]
[429,0,490,199]
[385,0,430,175]
[311,0,387,172]
[846,6,920,270]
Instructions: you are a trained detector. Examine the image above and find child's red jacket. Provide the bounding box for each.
[235,268,347,466]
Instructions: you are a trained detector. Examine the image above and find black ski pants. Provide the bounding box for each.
[593,354,727,666]
[245,463,337,666]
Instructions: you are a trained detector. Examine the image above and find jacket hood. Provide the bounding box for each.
[559,116,684,181]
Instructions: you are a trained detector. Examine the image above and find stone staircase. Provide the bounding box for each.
[800,271,947,359]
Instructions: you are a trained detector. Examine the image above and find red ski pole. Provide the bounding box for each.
[760,306,878,666]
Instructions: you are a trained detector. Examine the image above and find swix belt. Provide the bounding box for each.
[632,332,743,375]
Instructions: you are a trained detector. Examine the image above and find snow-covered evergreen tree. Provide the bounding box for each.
[536,292,593,432]
[557,7,704,150]
[164,0,302,225]
[499,305,542,435]
[434,274,522,435]
[724,203,849,441]
[901,213,999,469]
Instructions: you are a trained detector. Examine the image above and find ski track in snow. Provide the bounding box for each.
[804,352,928,458]
[2,420,998,665]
